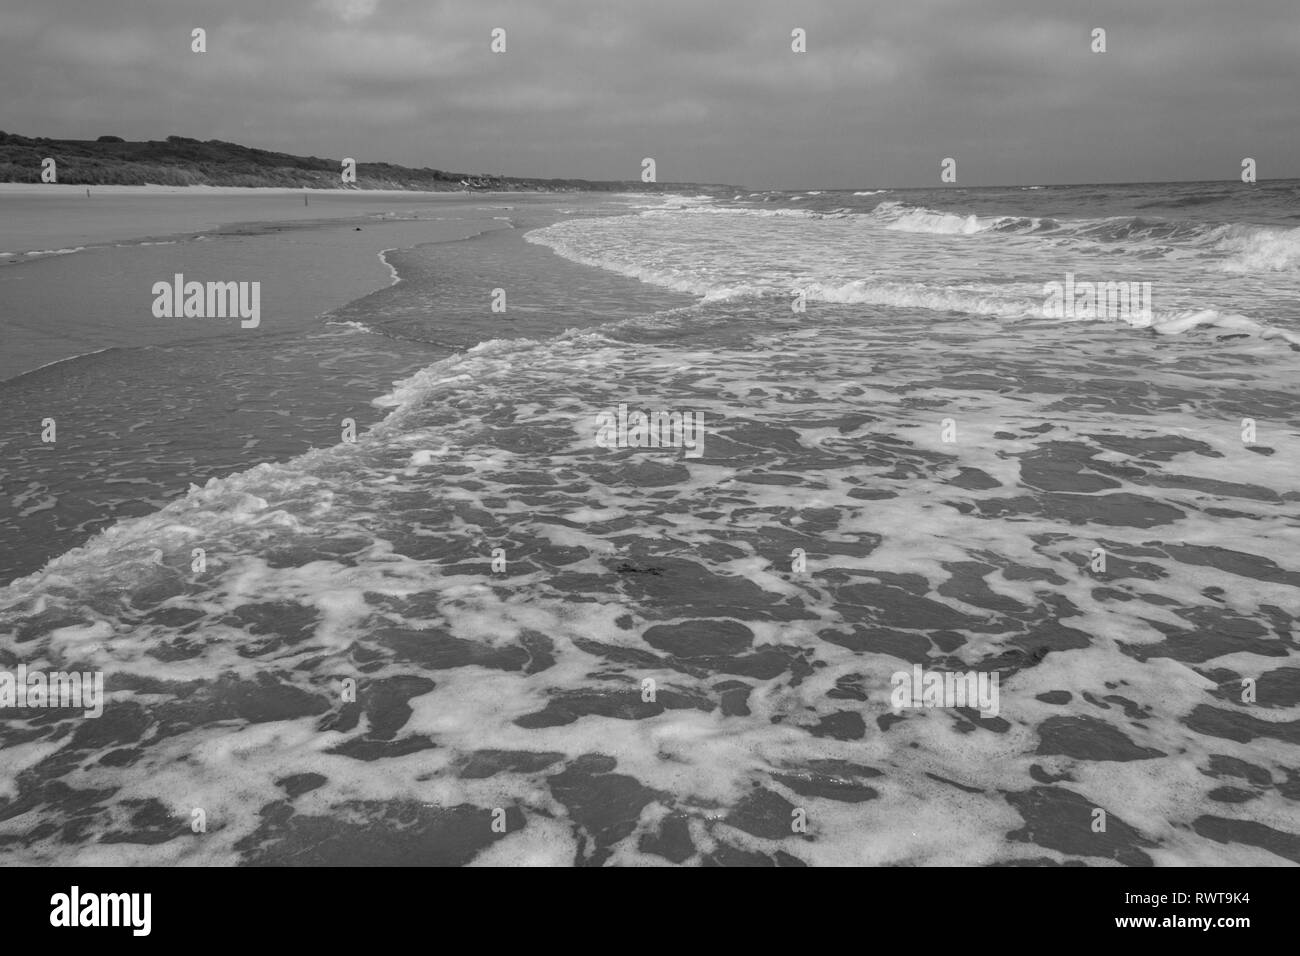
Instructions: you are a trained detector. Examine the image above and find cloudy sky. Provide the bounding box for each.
[2,0,1297,188]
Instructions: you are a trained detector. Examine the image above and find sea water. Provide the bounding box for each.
[1,183,1297,865]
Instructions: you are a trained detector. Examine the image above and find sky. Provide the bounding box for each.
[1,0,1297,189]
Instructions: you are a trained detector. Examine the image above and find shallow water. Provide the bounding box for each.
[1,185,1297,865]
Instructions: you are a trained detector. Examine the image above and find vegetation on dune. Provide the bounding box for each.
[0,131,696,192]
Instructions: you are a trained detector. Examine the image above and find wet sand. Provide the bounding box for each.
[0,184,488,256]
[0,190,528,381]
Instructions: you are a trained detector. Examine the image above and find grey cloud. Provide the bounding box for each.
[1,0,1296,186]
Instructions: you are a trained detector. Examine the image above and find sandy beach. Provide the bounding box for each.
[0,183,503,261]
[0,189,683,585]
[0,188,547,381]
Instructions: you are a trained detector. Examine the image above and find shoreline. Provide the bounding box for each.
[2,207,466,263]
[0,202,512,382]
[3,233,417,384]
[0,183,529,196]
[0,207,693,587]
[0,185,535,258]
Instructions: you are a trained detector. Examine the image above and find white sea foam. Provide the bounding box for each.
[4,287,1296,866]
[24,246,87,257]
[525,201,1300,348]
[1213,224,1300,272]
[325,319,380,334]
[378,248,402,285]
[3,187,1298,869]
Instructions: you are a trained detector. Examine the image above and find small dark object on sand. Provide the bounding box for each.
[616,562,663,575]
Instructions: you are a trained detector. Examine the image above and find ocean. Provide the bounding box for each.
[1,182,1297,865]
